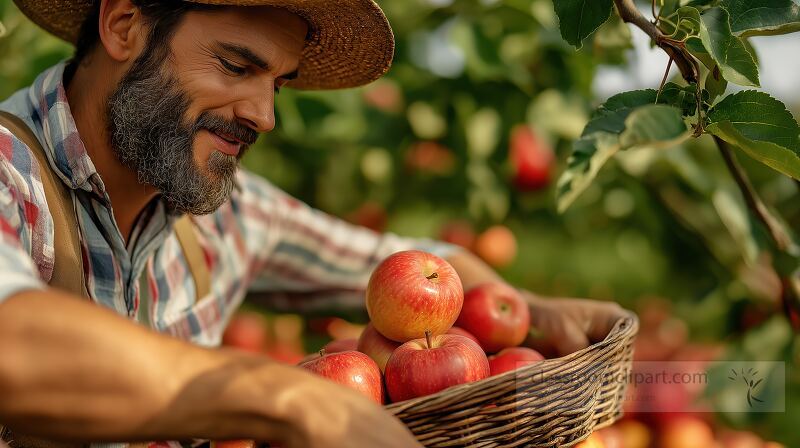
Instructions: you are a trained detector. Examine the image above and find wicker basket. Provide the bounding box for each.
[385,311,639,448]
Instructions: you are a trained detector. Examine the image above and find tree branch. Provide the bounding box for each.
[714,137,792,251]
[613,0,699,84]
[715,136,800,329]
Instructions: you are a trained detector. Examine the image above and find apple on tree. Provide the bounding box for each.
[473,225,517,268]
[299,350,385,404]
[366,250,464,342]
[456,282,531,353]
[509,124,554,192]
[385,332,489,402]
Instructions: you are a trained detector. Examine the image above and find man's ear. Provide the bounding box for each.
[98,0,145,62]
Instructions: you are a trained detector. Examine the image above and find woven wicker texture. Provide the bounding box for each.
[386,312,639,448]
[11,0,394,90]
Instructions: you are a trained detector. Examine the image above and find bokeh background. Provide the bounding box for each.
[1,0,799,446]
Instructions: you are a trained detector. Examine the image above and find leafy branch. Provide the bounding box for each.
[553,0,800,325]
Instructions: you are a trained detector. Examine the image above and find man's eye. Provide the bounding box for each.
[218,57,246,75]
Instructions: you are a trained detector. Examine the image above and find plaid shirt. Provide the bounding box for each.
[0,63,455,348]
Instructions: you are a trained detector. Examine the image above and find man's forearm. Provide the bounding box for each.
[445,249,504,291]
[0,289,295,442]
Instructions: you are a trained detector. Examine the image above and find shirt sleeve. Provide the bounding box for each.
[234,170,460,298]
[0,129,48,304]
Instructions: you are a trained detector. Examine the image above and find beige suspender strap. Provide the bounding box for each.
[0,111,87,298]
[174,215,210,299]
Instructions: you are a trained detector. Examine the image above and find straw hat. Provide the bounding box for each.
[11,0,395,90]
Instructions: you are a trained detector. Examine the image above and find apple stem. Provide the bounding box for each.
[425,330,432,350]
[426,272,439,280]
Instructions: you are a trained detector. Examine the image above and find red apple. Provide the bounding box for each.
[221,312,268,353]
[719,430,764,448]
[405,141,455,175]
[446,326,480,345]
[299,350,384,404]
[456,282,531,353]
[346,201,388,233]
[473,225,517,268]
[488,347,544,376]
[357,322,400,372]
[366,250,464,342]
[438,220,476,250]
[509,124,554,191]
[385,333,489,402]
[322,338,359,354]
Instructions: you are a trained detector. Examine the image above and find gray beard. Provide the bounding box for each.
[107,59,243,215]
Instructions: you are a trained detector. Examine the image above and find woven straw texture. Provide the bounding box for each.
[386,312,639,448]
[11,0,394,90]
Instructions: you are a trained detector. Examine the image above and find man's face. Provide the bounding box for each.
[107,6,307,214]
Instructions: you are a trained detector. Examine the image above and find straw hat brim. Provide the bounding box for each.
[11,0,395,90]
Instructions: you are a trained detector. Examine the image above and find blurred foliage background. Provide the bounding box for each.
[1,0,799,445]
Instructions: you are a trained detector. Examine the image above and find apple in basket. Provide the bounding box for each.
[321,338,359,354]
[446,326,480,345]
[357,322,400,372]
[488,346,544,376]
[299,350,385,404]
[385,332,489,402]
[366,250,464,342]
[456,282,531,353]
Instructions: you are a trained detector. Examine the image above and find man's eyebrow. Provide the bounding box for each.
[217,41,299,80]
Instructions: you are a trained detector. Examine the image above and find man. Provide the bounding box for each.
[0,0,626,446]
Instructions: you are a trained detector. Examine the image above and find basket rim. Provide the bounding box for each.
[385,310,639,412]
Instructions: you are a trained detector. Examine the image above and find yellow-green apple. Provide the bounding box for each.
[574,433,606,448]
[447,326,480,345]
[473,225,517,268]
[221,312,268,353]
[509,125,554,191]
[299,350,385,404]
[385,332,489,402]
[455,282,531,353]
[659,416,714,448]
[322,338,359,354]
[488,347,544,376]
[366,250,464,342]
[357,322,400,372]
[616,419,651,448]
[212,441,256,448]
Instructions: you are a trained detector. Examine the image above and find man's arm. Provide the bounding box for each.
[0,289,421,447]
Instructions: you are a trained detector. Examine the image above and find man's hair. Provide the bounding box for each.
[64,1,220,82]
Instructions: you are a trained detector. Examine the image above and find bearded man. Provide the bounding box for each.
[0,0,626,446]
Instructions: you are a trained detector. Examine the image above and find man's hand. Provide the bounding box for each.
[522,293,630,358]
[271,371,421,448]
[445,248,630,358]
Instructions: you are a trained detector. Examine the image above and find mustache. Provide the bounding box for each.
[195,112,259,146]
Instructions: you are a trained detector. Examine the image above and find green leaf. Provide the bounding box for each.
[558,96,690,212]
[707,90,800,179]
[720,0,800,36]
[620,105,691,148]
[557,133,620,213]
[553,0,613,49]
[704,64,728,101]
[698,7,760,86]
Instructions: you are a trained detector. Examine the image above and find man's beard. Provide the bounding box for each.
[106,51,258,215]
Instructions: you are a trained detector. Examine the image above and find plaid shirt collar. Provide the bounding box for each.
[28,63,101,193]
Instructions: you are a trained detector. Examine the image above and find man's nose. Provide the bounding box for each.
[233,89,276,134]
